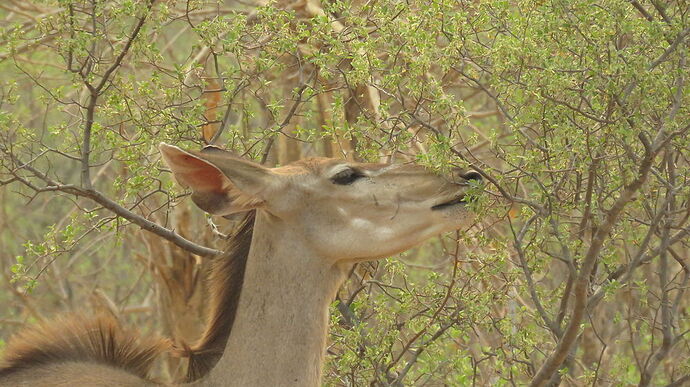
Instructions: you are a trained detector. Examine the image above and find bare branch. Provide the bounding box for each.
[639,152,680,386]
[621,27,690,102]
[530,135,663,386]
[259,73,315,163]
[665,374,690,387]
[627,0,654,22]
[510,215,561,337]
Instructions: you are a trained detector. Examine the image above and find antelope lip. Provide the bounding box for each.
[431,195,468,210]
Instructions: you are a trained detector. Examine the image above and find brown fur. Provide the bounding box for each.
[0,314,169,382]
[183,211,254,382]
[0,212,254,385]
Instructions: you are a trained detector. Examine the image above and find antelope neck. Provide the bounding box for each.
[204,211,348,387]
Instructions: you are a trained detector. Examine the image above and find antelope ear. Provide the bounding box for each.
[159,143,275,215]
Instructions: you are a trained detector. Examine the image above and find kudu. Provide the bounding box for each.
[0,143,483,386]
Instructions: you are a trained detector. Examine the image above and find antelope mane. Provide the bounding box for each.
[0,314,168,380]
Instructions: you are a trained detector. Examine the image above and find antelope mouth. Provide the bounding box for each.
[431,194,469,210]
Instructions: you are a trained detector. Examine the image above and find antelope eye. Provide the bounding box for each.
[331,168,364,185]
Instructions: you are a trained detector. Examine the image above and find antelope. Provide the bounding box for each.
[0,143,483,386]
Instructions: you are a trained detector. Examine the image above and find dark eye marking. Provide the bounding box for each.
[330,168,365,185]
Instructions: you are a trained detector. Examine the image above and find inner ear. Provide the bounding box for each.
[167,152,228,193]
[159,143,269,215]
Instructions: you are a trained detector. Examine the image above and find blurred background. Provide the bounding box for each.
[0,0,688,385]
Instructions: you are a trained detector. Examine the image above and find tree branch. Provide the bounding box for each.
[1,145,221,257]
[81,0,155,189]
[529,134,662,386]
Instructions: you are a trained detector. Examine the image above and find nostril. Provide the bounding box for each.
[461,171,483,182]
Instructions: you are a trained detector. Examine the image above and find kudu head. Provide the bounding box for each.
[160,144,482,262]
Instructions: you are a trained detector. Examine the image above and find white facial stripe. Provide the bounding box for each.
[367,164,398,177]
[326,163,401,178]
[351,218,395,239]
[351,218,373,229]
[375,227,395,239]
